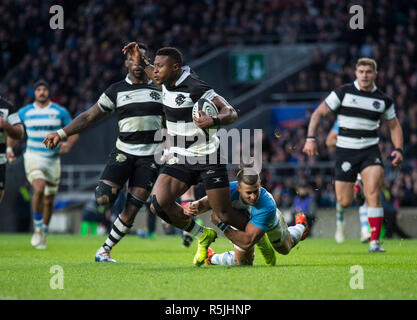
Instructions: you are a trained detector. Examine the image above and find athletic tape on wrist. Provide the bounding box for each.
[57,129,67,139]
[216,221,228,232]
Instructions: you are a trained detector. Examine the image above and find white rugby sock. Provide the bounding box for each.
[359,204,369,233]
[210,251,235,266]
[288,224,305,246]
[187,220,204,238]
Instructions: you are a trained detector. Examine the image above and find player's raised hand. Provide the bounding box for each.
[122,42,141,62]
[43,132,61,149]
[193,111,214,129]
[302,139,318,157]
[391,149,403,167]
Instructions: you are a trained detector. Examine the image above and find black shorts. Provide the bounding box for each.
[160,154,229,190]
[100,148,159,191]
[335,145,383,182]
[0,163,5,190]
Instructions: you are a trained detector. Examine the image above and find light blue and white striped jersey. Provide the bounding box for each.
[229,181,279,231]
[18,102,72,157]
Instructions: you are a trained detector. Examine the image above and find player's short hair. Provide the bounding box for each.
[137,42,148,52]
[237,169,260,186]
[356,58,377,71]
[155,47,183,66]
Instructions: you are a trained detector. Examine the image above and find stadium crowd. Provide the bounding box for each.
[1,0,416,210]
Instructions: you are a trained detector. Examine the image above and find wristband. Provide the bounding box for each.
[306,137,316,141]
[211,116,221,126]
[57,129,67,139]
[394,148,403,156]
[216,221,228,232]
[6,147,13,153]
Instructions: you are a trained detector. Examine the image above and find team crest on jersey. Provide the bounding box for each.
[149,91,161,101]
[115,153,127,163]
[341,161,352,172]
[49,114,57,119]
[373,101,381,109]
[175,94,186,106]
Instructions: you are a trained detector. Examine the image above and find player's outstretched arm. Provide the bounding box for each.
[43,103,108,149]
[211,212,264,251]
[303,101,332,156]
[386,117,404,166]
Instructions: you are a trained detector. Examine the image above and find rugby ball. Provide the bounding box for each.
[192,98,219,132]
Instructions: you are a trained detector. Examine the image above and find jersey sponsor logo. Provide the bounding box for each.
[115,153,127,163]
[375,157,381,164]
[350,98,357,105]
[149,91,161,101]
[341,161,352,172]
[122,94,132,101]
[206,170,215,175]
[175,94,186,106]
[212,177,223,183]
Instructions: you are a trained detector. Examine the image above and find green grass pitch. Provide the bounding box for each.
[0,234,416,300]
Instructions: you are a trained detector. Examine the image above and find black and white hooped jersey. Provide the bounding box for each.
[0,96,21,164]
[97,75,164,156]
[162,66,219,157]
[325,80,396,149]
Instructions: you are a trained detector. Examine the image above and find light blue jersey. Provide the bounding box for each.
[229,181,278,231]
[18,102,72,158]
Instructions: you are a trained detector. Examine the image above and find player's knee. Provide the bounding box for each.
[337,196,353,208]
[95,181,120,207]
[150,194,172,224]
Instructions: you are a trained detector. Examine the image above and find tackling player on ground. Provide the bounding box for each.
[303,58,403,252]
[44,43,165,262]
[184,170,309,266]
[123,42,250,266]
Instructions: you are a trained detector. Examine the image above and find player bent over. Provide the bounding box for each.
[44,43,163,262]
[183,170,309,266]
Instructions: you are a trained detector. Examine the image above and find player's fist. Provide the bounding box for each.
[43,132,61,149]
[193,111,214,129]
[6,147,16,164]
[391,150,403,167]
[302,139,318,157]
[183,201,199,216]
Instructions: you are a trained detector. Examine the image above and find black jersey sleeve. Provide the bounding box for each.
[97,84,118,112]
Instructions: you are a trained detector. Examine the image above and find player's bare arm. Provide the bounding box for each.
[193,96,238,129]
[303,101,332,156]
[43,103,106,149]
[6,136,19,164]
[386,117,404,166]
[0,117,24,140]
[211,212,265,251]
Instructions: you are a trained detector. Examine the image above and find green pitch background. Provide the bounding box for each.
[0,234,416,300]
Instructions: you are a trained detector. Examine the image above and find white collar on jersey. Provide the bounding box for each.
[174,66,191,86]
[125,74,133,85]
[33,101,52,109]
[354,79,377,92]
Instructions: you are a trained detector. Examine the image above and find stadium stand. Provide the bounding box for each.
[0,0,416,232]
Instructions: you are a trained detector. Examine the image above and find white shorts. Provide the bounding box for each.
[24,152,61,186]
[266,209,289,247]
